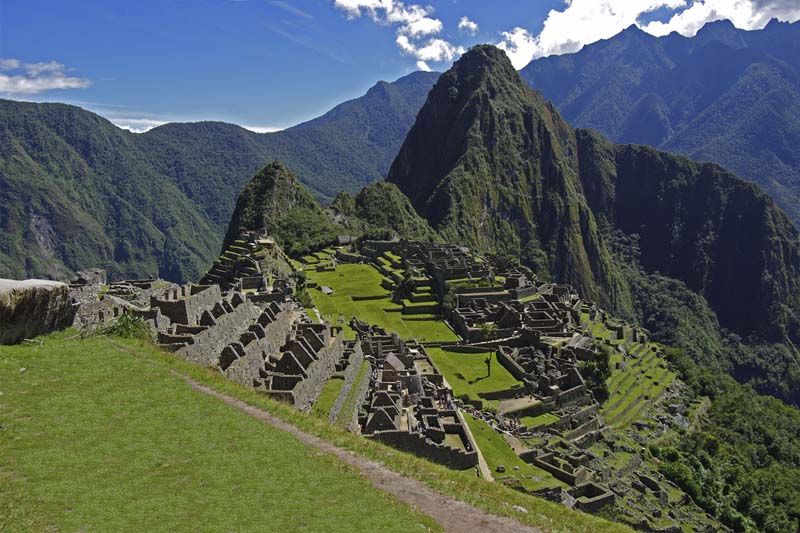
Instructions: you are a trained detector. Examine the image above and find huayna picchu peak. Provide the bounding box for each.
[4,9,800,533]
[389,44,800,350]
[388,45,625,310]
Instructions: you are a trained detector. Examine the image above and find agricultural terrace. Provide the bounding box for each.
[304,263,458,343]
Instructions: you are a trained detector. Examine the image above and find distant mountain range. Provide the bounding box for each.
[4,18,800,288]
[520,18,800,223]
[0,71,438,282]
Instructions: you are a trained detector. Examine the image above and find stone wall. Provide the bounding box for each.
[292,329,345,412]
[328,346,365,424]
[150,284,221,326]
[0,279,75,344]
[368,430,478,469]
[172,296,261,366]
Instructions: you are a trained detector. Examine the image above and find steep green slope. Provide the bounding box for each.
[576,129,800,342]
[520,19,800,224]
[221,161,339,256]
[387,45,625,308]
[331,181,437,241]
[0,100,218,283]
[0,71,438,281]
[386,45,800,383]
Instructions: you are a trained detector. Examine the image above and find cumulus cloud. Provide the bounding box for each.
[498,0,800,69]
[334,0,464,68]
[458,16,478,35]
[0,58,91,94]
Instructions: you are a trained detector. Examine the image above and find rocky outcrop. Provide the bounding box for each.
[0,279,75,344]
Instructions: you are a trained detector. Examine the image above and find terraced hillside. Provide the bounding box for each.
[302,261,457,343]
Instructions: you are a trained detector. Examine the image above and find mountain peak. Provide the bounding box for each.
[387,42,618,304]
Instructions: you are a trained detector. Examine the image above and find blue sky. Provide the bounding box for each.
[1,0,798,132]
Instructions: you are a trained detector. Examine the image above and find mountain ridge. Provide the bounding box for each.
[520,19,800,224]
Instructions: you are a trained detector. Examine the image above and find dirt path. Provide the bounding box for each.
[179,374,540,532]
[107,338,540,531]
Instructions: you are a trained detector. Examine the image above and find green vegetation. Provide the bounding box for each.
[0,331,438,532]
[102,313,151,339]
[520,413,559,428]
[222,161,340,256]
[611,231,800,406]
[312,376,345,418]
[0,72,438,282]
[426,348,519,409]
[336,360,370,426]
[305,264,457,342]
[651,347,800,533]
[387,45,624,308]
[340,181,437,241]
[0,330,628,532]
[0,100,220,283]
[463,414,564,491]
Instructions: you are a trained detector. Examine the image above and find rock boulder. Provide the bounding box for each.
[0,279,75,344]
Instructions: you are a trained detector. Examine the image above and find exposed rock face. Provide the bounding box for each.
[0,279,75,344]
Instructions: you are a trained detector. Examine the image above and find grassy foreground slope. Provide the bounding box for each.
[0,331,629,533]
[0,332,436,532]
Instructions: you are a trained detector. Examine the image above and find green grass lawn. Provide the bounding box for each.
[426,348,520,409]
[463,414,564,491]
[312,376,345,418]
[306,264,458,343]
[520,412,560,428]
[0,332,437,532]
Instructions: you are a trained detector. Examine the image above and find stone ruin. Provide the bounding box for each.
[353,320,479,469]
[450,283,581,343]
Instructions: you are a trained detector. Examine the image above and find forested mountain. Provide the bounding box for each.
[0,99,219,283]
[0,71,438,282]
[520,19,800,224]
[387,44,800,403]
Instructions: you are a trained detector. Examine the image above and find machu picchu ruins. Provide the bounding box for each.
[9,230,724,532]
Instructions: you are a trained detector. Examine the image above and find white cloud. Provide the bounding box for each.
[241,125,285,133]
[0,58,91,95]
[458,16,478,35]
[497,0,800,69]
[111,118,167,133]
[397,35,464,62]
[416,60,432,71]
[334,0,463,68]
[643,0,800,36]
